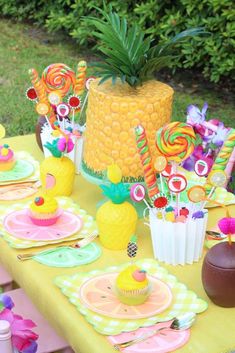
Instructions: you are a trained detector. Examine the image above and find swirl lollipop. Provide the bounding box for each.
[42,63,76,97]
[156,122,196,163]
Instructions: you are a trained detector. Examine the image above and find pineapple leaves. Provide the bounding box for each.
[84,5,208,87]
[44,140,62,158]
[140,56,175,81]
[100,182,130,204]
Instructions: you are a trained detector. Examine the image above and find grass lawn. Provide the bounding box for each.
[0,19,234,137]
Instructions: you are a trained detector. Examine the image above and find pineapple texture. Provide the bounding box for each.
[84,79,174,181]
[96,200,138,250]
[40,156,75,196]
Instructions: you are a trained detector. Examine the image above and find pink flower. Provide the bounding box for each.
[0,308,38,352]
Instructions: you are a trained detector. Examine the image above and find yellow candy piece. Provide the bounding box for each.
[36,102,50,116]
[0,124,5,139]
[187,185,206,203]
[1,147,8,156]
[156,212,163,219]
[207,170,227,187]
[107,164,122,184]
[165,212,175,222]
[48,91,61,105]
[154,155,168,172]
[51,130,61,137]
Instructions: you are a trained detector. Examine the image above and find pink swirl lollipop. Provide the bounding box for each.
[42,63,76,97]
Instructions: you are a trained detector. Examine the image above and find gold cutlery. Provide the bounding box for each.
[113,312,196,350]
[17,233,98,261]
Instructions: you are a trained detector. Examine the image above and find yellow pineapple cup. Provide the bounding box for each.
[40,138,75,197]
[96,164,138,250]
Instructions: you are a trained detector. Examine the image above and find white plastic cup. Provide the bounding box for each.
[0,320,13,353]
[148,209,208,265]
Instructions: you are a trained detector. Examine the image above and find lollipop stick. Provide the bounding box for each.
[159,173,164,193]
[45,115,52,131]
[79,91,88,124]
[201,186,215,210]
[143,198,151,209]
[72,110,75,128]
[176,193,180,216]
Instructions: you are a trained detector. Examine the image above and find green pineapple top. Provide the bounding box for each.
[85,4,208,87]
[44,139,62,158]
[100,182,130,204]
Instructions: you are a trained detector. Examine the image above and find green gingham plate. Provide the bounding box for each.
[0,197,98,249]
[54,258,208,335]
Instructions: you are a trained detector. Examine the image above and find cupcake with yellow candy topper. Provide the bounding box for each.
[96,164,138,250]
[0,123,16,172]
[114,235,151,305]
[28,194,61,226]
[0,144,16,172]
[115,264,151,305]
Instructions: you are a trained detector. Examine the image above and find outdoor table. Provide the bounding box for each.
[0,134,235,353]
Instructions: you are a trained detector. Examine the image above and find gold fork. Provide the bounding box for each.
[17,233,98,261]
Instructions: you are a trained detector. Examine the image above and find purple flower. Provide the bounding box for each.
[187,102,208,125]
[0,308,38,353]
[211,125,228,147]
[0,294,14,310]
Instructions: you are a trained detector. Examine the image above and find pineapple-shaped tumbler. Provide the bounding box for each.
[40,139,75,196]
[96,164,138,250]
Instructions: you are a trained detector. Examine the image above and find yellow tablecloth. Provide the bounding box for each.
[0,134,235,353]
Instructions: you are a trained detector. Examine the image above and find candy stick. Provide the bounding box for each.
[205,129,235,191]
[74,61,87,96]
[224,146,235,186]
[29,68,56,124]
[135,125,160,202]
[29,69,48,104]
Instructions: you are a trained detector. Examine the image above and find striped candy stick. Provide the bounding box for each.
[29,68,56,123]
[205,129,235,191]
[135,125,160,201]
[74,60,87,96]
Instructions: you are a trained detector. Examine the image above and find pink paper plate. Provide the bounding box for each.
[79,273,172,319]
[3,209,83,241]
[108,320,190,353]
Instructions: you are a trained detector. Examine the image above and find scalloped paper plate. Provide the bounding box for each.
[0,197,98,249]
[4,209,83,241]
[108,320,190,353]
[0,160,34,183]
[54,259,208,335]
[79,273,172,319]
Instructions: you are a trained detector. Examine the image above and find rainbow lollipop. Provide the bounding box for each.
[156,122,196,164]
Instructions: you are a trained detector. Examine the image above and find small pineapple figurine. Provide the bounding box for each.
[96,164,138,250]
[127,235,138,262]
[40,138,75,196]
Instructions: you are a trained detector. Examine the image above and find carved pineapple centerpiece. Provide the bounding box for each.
[83,5,204,182]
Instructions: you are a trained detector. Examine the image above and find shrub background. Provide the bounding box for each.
[0,0,234,83]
